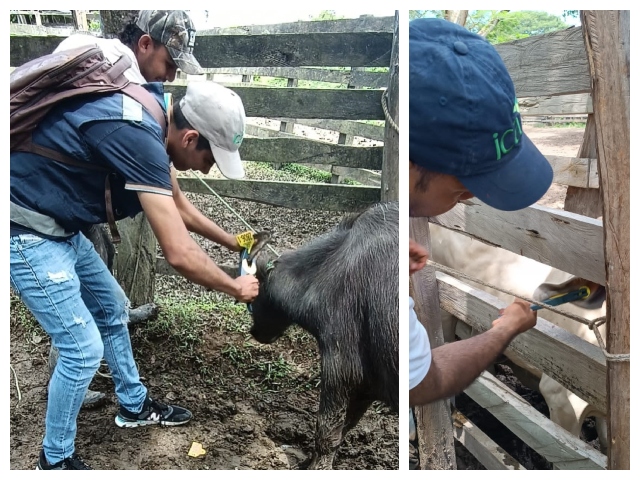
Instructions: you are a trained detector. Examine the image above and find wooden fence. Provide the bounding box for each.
[10,12,399,304]
[411,11,629,470]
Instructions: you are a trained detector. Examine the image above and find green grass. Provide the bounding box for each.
[10,293,45,343]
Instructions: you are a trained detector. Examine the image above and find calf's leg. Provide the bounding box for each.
[307,387,350,470]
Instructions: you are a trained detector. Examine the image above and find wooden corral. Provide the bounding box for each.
[10,11,399,305]
[410,10,629,470]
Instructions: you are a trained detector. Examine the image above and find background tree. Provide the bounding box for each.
[409,10,570,44]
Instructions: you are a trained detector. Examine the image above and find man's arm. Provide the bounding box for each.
[169,167,240,252]
[409,300,536,406]
[138,191,257,302]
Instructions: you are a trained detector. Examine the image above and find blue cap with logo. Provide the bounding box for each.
[409,18,553,211]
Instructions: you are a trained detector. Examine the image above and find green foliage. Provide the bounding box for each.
[409,10,570,44]
[482,11,570,44]
[309,10,345,21]
[563,10,579,20]
[409,10,442,21]
[280,163,332,183]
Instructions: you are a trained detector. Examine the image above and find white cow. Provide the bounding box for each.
[428,223,608,451]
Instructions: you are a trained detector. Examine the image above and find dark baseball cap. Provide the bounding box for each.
[409,18,553,211]
[136,10,203,75]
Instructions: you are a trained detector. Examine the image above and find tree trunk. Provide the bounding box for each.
[99,10,137,38]
[445,10,468,27]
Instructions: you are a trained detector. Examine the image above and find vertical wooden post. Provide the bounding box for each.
[331,68,360,184]
[410,218,457,469]
[563,116,603,218]
[380,11,399,202]
[113,214,157,306]
[99,9,156,305]
[581,10,630,470]
[273,77,297,170]
[72,10,88,31]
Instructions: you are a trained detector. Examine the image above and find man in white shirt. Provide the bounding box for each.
[55,10,203,83]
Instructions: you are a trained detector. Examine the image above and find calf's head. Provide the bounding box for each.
[249,255,293,344]
[533,276,606,310]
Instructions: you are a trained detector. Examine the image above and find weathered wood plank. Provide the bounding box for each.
[437,272,607,413]
[564,116,603,218]
[270,118,385,141]
[192,32,392,68]
[10,31,392,68]
[465,371,607,469]
[519,94,593,116]
[165,85,385,120]
[495,27,590,97]
[582,10,630,470]
[452,409,526,470]
[199,16,395,35]
[238,137,382,169]
[430,202,605,285]
[10,35,64,67]
[545,155,599,188]
[177,178,380,212]
[204,67,389,88]
[410,220,457,470]
[330,166,381,186]
[242,127,381,184]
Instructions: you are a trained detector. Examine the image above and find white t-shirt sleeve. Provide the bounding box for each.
[54,35,146,84]
[409,296,432,390]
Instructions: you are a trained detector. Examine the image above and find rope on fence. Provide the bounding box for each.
[188,171,280,258]
[381,90,398,134]
[427,259,629,363]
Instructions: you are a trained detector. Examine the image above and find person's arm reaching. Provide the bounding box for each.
[409,299,536,406]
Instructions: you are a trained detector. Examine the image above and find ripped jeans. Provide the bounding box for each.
[10,232,147,463]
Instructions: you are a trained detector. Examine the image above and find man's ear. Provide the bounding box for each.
[182,130,200,148]
[137,34,154,53]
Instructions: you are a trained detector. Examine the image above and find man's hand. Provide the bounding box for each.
[493,299,537,335]
[234,275,259,303]
[409,239,429,275]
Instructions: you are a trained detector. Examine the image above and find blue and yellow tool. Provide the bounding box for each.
[531,286,591,311]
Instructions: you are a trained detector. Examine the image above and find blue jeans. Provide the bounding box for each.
[10,232,147,464]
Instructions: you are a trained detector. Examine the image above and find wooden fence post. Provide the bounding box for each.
[380,11,398,202]
[274,77,297,170]
[410,219,457,469]
[99,9,157,305]
[581,9,630,470]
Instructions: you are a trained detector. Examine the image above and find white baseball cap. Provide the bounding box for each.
[179,81,246,179]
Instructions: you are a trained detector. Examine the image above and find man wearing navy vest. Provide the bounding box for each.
[10,13,259,470]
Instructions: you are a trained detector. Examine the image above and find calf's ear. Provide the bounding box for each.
[533,277,606,310]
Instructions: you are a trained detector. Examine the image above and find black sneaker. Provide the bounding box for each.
[115,395,192,428]
[36,449,92,470]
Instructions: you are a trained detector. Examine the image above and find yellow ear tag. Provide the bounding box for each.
[236,231,255,253]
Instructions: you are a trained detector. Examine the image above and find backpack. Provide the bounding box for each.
[10,44,168,243]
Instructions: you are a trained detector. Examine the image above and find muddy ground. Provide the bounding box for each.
[9,123,586,470]
[9,120,397,470]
